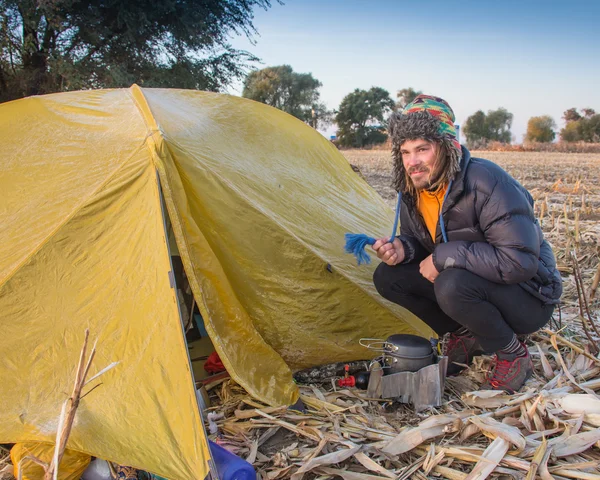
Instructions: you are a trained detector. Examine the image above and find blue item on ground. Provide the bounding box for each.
[208,440,256,480]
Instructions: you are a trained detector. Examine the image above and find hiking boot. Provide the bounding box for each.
[481,348,533,394]
[443,332,485,376]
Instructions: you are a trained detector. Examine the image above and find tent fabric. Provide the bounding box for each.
[0,86,432,476]
[0,89,209,479]
[11,442,91,480]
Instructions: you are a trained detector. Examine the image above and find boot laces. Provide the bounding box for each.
[488,358,516,388]
[444,333,469,357]
[444,335,460,353]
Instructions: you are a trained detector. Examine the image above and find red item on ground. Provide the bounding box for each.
[204,351,226,374]
[337,376,357,388]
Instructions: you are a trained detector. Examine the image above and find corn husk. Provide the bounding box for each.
[553,428,600,457]
[469,416,526,450]
[464,437,509,480]
[560,393,600,414]
[290,446,360,480]
[381,414,463,455]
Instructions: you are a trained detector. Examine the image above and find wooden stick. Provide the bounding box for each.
[45,330,91,480]
[18,330,118,480]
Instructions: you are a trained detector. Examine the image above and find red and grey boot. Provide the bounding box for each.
[443,331,485,376]
[481,346,533,394]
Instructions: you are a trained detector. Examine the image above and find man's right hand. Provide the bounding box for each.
[372,237,405,266]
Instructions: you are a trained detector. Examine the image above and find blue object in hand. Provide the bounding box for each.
[344,233,376,265]
[208,440,256,480]
[345,192,403,265]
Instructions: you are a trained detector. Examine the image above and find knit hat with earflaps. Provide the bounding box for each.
[389,94,462,193]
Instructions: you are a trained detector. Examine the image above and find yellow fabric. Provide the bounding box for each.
[0,89,208,479]
[418,186,448,241]
[0,87,434,472]
[11,443,90,480]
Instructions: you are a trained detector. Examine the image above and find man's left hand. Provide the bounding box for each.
[419,254,439,283]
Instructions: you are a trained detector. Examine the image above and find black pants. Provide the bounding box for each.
[373,262,554,353]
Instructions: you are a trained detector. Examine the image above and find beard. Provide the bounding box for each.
[408,164,433,190]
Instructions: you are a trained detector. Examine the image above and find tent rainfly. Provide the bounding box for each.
[0,86,432,478]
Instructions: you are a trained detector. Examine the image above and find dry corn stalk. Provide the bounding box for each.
[552,428,600,457]
[290,445,360,480]
[468,416,526,451]
[464,437,509,480]
[381,414,465,455]
[590,260,600,301]
[525,437,547,480]
[462,390,514,408]
[316,467,392,480]
[353,453,396,479]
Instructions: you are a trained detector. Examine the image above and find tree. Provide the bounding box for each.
[563,108,582,123]
[560,108,600,142]
[0,0,273,102]
[242,65,330,127]
[307,102,334,130]
[335,87,395,148]
[485,108,513,143]
[577,114,600,142]
[463,108,513,148]
[396,87,422,109]
[560,121,580,142]
[582,108,596,119]
[462,110,488,148]
[525,115,556,143]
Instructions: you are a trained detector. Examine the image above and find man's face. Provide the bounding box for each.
[400,139,438,190]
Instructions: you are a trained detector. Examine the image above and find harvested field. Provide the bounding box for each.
[204,151,600,479]
[3,152,599,479]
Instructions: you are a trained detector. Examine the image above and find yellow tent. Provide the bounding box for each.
[0,86,431,478]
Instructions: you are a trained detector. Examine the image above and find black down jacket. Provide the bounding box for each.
[397,146,563,305]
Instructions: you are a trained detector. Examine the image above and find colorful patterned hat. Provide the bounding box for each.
[403,95,461,154]
[388,94,462,191]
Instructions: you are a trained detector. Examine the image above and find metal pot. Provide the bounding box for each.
[383,334,434,374]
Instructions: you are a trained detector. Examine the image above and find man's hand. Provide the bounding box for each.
[420,254,439,283]
[372,237,405,266]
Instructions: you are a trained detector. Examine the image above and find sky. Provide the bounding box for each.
[227,0,600,143]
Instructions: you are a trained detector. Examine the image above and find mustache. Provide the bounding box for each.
[408,165,430,175]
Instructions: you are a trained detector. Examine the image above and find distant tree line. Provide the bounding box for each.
[243,66,600,149]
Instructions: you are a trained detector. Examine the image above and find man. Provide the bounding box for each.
[372,95,562,393]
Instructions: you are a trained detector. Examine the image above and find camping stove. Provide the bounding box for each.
[361,334,447,411]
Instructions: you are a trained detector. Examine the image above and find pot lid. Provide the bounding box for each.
[384,334,433,359]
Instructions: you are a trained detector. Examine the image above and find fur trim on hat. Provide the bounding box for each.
[389,110,461,193]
